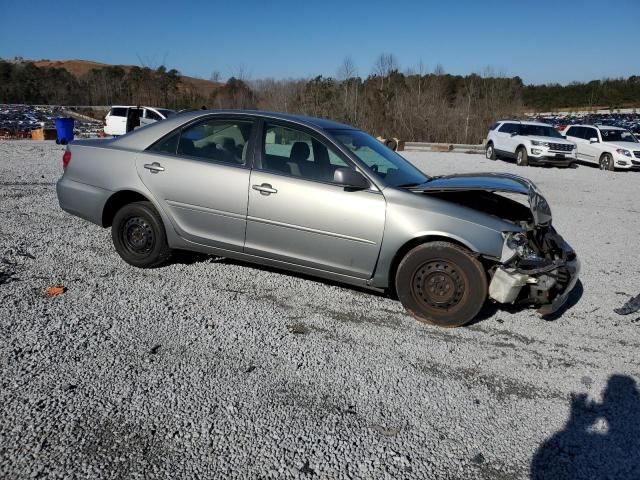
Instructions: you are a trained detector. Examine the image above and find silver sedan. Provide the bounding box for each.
[57,110,580,327]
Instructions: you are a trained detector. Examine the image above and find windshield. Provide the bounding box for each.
[600,129,638,143]
[519,124,563,138]
[329,129,429,187]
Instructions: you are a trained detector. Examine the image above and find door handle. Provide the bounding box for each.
[252,183,278,195]
[144,162,165,173]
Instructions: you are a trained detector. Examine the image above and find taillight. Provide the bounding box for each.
[62,150,71,170]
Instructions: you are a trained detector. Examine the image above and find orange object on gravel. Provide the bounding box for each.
[46,285,67,297]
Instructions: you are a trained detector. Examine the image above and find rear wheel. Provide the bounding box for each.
[485,142,497,160]
[395,242,488,328]
[516,147,529,166]
[599,153,614,171]
[112,201,172,268]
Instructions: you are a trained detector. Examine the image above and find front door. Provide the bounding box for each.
[245,121,385,279]
[135,117,256,251]
[496,122,518,156]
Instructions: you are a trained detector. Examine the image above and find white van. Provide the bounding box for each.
[104,106,175,136]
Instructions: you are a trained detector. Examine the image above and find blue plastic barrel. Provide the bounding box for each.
[54,117,75,145]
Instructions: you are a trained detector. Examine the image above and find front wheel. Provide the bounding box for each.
[395,242,488,328]
[111,201,172,268]
[516,147,529,166]
[599,153,615,171]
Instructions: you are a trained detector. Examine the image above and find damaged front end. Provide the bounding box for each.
[410,172,580,316]
[491,226,580,315]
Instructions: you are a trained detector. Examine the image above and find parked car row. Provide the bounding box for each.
[532,112,640,136]
[0,104,103,138]
[486,119,639,171]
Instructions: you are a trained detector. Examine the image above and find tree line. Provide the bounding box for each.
[523,77,640,111]
[1,57,638,143]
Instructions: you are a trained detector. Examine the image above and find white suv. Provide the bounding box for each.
[104,106,175,136]
[485,120,577,167]
[562,124,640,171]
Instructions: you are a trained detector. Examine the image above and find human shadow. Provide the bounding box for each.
[531,374,640,479]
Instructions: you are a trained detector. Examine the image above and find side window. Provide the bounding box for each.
[177,119,253,165]
[488,122,500,131]
[499,123,518,134]
[328,148,349,167]
[565,127,576,138]
[145,109,162,121]
[573,127,586,139]
[262,123,351,183]
[585,128,598,141]
[110,107,127,118]
[148,131,180,155]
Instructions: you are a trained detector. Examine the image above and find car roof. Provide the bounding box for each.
[110,105,172,110]
[196,109,353,130]
[570,124,626,131]
[108,109,355,151]
[497,120,552,127]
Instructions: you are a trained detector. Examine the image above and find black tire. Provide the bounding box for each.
[599,153,614,171]
[516,147,528,166]
[485,142,497,160]
[395,241,488,328]
[111,201,172,268]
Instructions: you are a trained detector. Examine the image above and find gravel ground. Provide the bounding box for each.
[1,141,639,479]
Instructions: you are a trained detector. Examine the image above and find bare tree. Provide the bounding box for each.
[337,56,359,122]
[373,53,399,89]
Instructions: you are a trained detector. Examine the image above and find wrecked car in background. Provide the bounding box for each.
[56,110,580,327]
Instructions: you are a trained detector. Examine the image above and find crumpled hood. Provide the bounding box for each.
[410,173,552,226]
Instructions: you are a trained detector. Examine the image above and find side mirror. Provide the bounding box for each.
[589,137,599,143]
[510,132,518,137]
[562,135,567,139]
[333,168,369,190]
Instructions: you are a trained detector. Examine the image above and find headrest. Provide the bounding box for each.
[290,142,310,161]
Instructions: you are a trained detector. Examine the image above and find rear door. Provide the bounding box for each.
[581,127,601,164]
[565,126,587,161]
[135,116,256,251]
[106,107,128,135]
[245,121,385,279]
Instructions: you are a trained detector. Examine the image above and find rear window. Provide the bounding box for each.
[488,122,500,131]
[110,107,127,117]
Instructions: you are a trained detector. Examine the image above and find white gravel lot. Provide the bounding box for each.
[1,141,639,479]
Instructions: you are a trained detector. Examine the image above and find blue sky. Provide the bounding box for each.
[1,0,638,85]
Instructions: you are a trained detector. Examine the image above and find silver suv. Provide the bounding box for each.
[486,120,577,167]
[57,111,580,327]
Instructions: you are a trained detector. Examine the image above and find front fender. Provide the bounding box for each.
[369,189,517,289]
